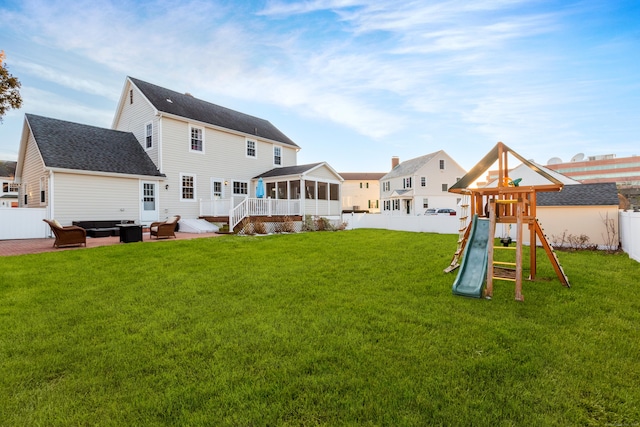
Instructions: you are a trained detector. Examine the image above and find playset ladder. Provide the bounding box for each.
[485,199,524,301]
[443,194,471,273]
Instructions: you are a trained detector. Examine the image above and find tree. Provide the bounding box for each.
[0,50,23,122]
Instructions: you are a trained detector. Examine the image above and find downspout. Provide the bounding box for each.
[157,114,163,219]
[48,170,54,220]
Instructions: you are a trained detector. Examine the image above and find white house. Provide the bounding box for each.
[380,152,467,216]
[0,160,18,208]
[14,77,342,229]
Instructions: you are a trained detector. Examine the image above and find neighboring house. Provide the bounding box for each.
[15,77,342,228]
[380,152,466,216]
[339,172,386,213]
[507,182,619,249]
[0,160,19,208]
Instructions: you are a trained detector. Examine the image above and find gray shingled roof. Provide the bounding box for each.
[254,163,324,179]
[130,77,299,149]
[26,114,165,177]
[537,182,619,206]
[339,172,386,180]
[0,160,17,177]
[381,151,440,180]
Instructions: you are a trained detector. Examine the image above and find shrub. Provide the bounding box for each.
[252,218,268,235]
[279,216,297,233]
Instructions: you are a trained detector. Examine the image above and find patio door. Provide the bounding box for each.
[141,181,158,223]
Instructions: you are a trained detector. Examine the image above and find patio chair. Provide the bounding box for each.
[149,215,181,239]
[43,219,87,248]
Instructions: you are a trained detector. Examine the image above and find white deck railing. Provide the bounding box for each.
[200,198,302,230]
[199,198,232,217]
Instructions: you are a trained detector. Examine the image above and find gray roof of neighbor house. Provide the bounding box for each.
[0,160,17,178]
[537,182,619,206]
[130,77,299,149]
[26,114,165,177]
[381,151,441,180]
[339,172,386,180]
[254,163,324,179]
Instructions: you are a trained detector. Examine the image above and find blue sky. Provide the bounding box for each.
[1,0,638,172]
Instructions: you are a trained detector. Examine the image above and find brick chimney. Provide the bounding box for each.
[391,156,400,169]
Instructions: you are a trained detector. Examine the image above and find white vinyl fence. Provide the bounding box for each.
[346,211,640,263]
[619,210,640,262]
[0,208,49,240]
[344,213,460,234]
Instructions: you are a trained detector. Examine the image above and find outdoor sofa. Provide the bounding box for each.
[72,220,134,238]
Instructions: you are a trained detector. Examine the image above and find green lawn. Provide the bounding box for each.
[1,229,639,426]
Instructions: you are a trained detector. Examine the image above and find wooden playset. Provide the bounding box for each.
[447,142,570,301]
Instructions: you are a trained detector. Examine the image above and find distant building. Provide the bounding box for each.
[0,160,18,208]
[544,154,640,208]
[482,153,640,209]
[340,172,386,213]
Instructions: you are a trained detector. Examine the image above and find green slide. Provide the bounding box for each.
[452,215,490,298]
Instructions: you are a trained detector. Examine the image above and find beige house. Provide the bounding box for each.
[380,152,467,216]
[532,183,619,249]
[339,172,386,213]
[15,77,342,228]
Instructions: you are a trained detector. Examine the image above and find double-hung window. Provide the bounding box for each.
[145,122,153,149]
[181,173,196,201]
[273,146,282,166]
[382,181,390,192]
[403,177,412,189]
[442,183,448,192]
[233,181,248,195]
[190,126,203,152]
[39,177,46,204]
[246,139,256,158]
[439,159,445,170]
[421,177,426,187]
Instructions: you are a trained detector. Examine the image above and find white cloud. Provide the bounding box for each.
[12,60,117,100]
[20,87,113,127]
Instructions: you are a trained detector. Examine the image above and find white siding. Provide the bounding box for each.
[308,165,340,181]
[51,173,141,225]
[341,180,381,212]
[158,116,299,219]
[19,132,48,209]
[113,81,159,167]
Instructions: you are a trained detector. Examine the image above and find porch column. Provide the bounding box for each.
[300,177,305,217]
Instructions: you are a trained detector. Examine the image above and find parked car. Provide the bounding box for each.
[436,208,457,216]
[425,208,456,216]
